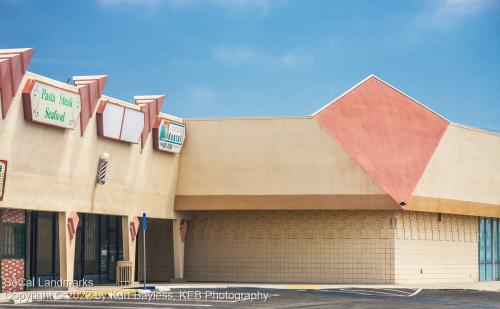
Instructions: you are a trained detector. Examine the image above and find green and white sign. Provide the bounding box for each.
[24,80,81,129]
[157,119,185,153]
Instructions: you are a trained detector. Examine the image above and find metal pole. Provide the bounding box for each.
[143,228,146,289]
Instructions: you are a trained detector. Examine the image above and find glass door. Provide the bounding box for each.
[84,214,100,282]
[28,211,59,287]
[479,217,500,281]
[74,214,123,284]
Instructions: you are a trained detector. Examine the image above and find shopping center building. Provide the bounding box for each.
[0,48,499,291]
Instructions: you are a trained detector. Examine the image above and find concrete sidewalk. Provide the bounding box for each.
[1,281,499,303]
[151,281,500,292]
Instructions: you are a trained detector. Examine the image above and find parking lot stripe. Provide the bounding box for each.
[407,288,422,297]
[338,289,420,297]
[5,305,168,309]
[63,300,211,306]
[379,288,414,294]
[288,285,321,289]
[11,301,213,308]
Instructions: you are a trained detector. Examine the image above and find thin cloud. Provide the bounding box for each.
[33,57,114,67]
[184,86,217,114]
[279,50,313,67]
[212,0,274,16]
[437,0,493,16]
[212,46,257,63]
[417,0,499,30]
[96,0,162,7]
[95,0,284,15]
[190,86,215,102]
[212,45,313,68]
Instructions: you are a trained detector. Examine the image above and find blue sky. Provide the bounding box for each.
[1,0,499,130]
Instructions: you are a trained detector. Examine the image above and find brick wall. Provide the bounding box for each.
[185,210,480,284]
[137,219,175,282]
[185,210,396,284]
[394,211,478,284]
[1,209,25,224]
[1,209,26,292]
[1,259,24,292]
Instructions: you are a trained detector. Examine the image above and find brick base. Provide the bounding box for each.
[1,209,25,224]
[1,259,24,292]
[186,210,479,284]
[0,209,26,292]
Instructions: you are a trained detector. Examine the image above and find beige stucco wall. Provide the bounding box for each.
[185,210,396,284]
[0,72,179,218]
[394,211,478,284]
[177,118,386,196]
[412,124,500,210]
[175,118,398,211]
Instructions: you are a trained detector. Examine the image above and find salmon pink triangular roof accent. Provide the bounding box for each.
[135,95,165,149]
[313,75,449,205]
[73,75,108,136]
[0,48,34,118]
[0,48,33,72]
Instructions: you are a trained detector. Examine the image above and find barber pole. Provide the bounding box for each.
[97,153,110,184]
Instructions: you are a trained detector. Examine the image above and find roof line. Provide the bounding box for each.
[311,74,374,116]
[312,74,450,122]
[73,75,107,80]
[100,95,140,110]
[451,122,500,137]
[159,112,184,123]
[26,71,79,92]
[184,115,312,121]
[371,75,450,122]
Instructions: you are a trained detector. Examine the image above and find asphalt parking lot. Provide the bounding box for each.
[2,287,500,308]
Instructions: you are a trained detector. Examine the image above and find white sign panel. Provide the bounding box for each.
[121,108,145,143]
[102,103,124,139]
[23,80,81,129]
[156,119,185,153]
[97,101,144,144]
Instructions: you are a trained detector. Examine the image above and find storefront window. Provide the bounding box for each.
[493,219,499,280]
[0,224,25,258]
[100,217,108,275]
[479,217,500,281]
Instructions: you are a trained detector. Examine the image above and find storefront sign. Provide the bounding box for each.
[96,100,144,144]
[0,160,7,201]
[152,118,185,153]
[22,79,81,129]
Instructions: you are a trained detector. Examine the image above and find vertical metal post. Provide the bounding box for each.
[143,227,146,289]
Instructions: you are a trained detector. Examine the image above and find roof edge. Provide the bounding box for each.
[312,74,450,123]
[312,75,374,116]
[26,71,79,92]
[450,122,500,137]
[183,115,313,121]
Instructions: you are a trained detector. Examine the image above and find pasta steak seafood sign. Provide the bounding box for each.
[22,79,81,129]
